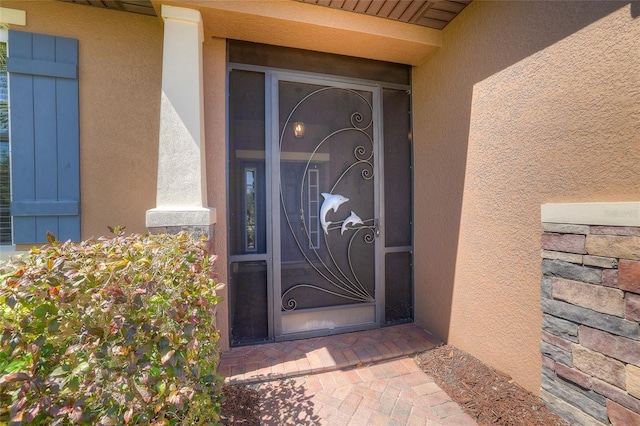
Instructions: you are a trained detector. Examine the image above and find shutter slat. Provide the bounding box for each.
[11,201,79,216]
[36,217,58,242]
[13,218,36,243]
[56,75,80,205]
[7,57,77,79]
[34,76,59,202]
[55,37,81,242]
[9,72,37,242]
[58,216,81,241]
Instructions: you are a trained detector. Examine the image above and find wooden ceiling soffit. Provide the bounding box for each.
[58,1,470,30]
[58,0,157,17]
[298,0,472,30]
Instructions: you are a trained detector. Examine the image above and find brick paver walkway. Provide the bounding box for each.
[219,324,478,425]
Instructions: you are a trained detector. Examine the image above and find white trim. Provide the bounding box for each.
[161,5,203,42]
[146,207,216,227]
[0,8,26,27]
[161,5,201,23]
[541,202,640,227]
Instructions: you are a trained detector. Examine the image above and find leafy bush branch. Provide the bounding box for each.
[1,230,224,425]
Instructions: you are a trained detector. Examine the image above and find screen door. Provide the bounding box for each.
[273,76,381,337]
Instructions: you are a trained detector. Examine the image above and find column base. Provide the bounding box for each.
[146,207,216,241]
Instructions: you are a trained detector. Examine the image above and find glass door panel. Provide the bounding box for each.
[230,261,269,345]
[228,69,271,345]
[229,70,267,256]
[382,88,413,325]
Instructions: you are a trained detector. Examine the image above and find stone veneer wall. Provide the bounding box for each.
[147,225,216,255]
[540,223,640,425]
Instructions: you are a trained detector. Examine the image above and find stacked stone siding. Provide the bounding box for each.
[540,223,640,425]
[147,224,216,254]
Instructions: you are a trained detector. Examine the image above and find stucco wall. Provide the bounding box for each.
[159,0,441,66]
[5,0,162,240]
[413,0,640,393]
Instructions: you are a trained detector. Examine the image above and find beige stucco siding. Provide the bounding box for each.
[5,0,162,240]
[413,0,640,393]
[157,0,441,66]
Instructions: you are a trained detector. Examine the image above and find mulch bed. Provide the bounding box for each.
[414,345,569,426]
[220,384,262,425]
[220,344,569,425]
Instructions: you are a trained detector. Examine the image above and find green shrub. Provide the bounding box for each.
[0,230,224,425]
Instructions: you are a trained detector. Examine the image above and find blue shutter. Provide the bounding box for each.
[8,30,80,244]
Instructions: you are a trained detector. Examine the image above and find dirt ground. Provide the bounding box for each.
[219,344,568,425]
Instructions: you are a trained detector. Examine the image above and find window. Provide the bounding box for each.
[228,69,266,255]
[244,167,257,252]
[307,168,320,249]
[0,38,10,244]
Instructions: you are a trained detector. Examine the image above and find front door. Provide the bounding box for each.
[273,76,381,338]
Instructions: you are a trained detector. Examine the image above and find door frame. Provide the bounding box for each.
[268,71,385,340]
[227,62,413,344]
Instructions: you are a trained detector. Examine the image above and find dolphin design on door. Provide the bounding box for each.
[341,211,364,235]
[320,193,349,234]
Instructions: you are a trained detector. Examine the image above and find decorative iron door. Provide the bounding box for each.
[273,76,381,337]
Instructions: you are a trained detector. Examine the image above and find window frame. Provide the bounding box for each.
[0,29,12,246]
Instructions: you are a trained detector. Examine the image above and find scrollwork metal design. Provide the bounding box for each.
[279,84,376,311]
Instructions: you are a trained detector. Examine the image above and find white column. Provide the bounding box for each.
[146,5,216,234]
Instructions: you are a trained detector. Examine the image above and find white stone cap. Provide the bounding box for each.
[0,7,27,26]
[161,5,202,24]
[146,207,216,228]
[541,202,640,227]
